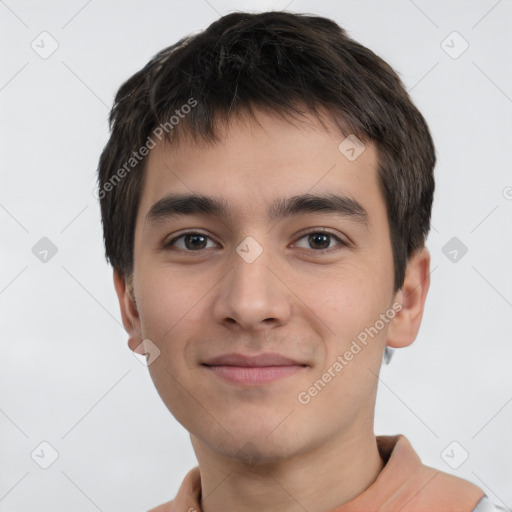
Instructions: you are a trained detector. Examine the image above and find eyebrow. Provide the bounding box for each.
[145,192,368,226]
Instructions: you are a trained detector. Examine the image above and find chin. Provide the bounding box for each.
[197,422,310,464]
[220,438,296,466]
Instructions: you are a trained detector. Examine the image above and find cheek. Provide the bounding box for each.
[135,270,208,428]
[135,270,198,377]
[302,264,392,382]
[307,264,384,332]
[136,262,197,328]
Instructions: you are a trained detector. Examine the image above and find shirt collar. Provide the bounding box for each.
[168,434,484,512]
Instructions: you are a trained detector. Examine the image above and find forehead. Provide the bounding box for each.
[136,107,382,227]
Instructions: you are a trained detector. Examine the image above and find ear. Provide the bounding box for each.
[113,269,142,352]
[386,248,430,349]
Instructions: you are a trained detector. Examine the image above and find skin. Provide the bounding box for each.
[114,107,430,512]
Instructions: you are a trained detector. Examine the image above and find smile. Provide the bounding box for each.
[203,364,306,385]
[202,352,309,385]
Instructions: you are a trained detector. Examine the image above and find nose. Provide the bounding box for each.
[212,240,292,333]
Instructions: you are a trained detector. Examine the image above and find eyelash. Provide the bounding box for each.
[163,230,347,253]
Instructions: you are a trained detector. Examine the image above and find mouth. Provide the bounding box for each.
[202,353,309,385]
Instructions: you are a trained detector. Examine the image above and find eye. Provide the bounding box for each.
[165,232,218,251]
[293,230,346,251]
[163,229,347,253]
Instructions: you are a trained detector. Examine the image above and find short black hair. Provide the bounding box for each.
[97,10,436,292]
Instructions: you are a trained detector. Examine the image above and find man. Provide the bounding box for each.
[97,10,504,512]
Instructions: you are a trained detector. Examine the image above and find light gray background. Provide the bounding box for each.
[1,0,511,510]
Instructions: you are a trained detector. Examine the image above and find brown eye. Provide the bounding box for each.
[293,230,346,251]
[183,234,208,250]
[308,233,331,250]
[165,232,216,251]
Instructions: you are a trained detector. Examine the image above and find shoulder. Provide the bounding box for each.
[406,464,486,510]
[381,434,486,510]
[147,466,201,512]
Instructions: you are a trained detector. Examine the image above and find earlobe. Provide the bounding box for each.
[386,248,431,349]
[113,269,143,352]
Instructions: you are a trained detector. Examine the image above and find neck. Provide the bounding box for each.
[191,428,385,512]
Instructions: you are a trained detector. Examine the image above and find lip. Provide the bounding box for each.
[203,353,305,367]
[202,353,308,385]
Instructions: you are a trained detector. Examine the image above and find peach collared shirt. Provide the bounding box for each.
[149,434,488,512]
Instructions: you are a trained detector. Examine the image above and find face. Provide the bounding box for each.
[122,107,407,464]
